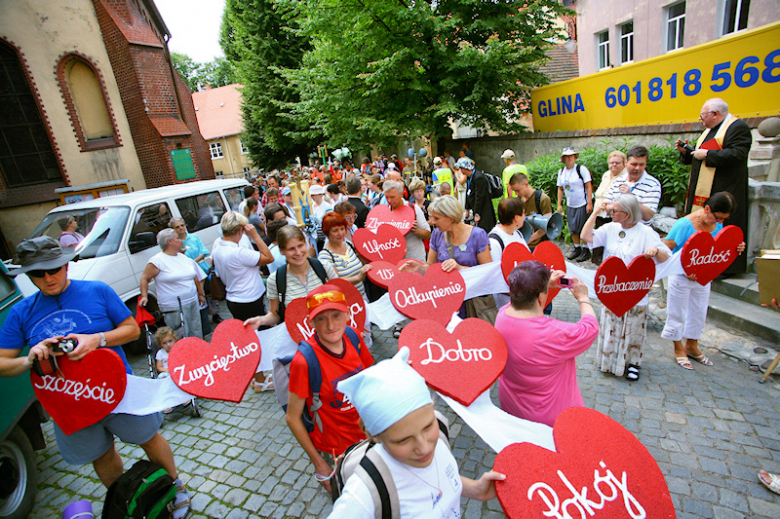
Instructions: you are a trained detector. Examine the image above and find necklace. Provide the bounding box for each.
[401,455,442,499]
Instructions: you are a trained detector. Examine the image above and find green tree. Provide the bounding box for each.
[280,0,569,150]
[171,52,201,91]
[199,57,238,89]
[221,0,320,169]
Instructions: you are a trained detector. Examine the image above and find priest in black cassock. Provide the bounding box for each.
[676,97,751,275]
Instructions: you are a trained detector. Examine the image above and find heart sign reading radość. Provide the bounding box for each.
[680,225,743,286]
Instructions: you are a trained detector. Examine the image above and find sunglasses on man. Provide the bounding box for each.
[27,265,64,279]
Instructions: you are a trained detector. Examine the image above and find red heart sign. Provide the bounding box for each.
[366,261,399,289]
[284,279,366,344]
[168,319,261,402]
[681,225,743,286]
[595,256,655,317]
[388,263,466,326]
[495,407,675,519]
[354,224,407,264]
[501,241,566,305]
[31,349,127,436]
[399,318,507,406]
[366,204,415,235]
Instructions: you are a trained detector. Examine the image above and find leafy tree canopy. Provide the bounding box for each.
[171,52,237,92]
[279,0,569,150]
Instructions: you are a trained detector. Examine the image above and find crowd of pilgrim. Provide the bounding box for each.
[124,137,748,515]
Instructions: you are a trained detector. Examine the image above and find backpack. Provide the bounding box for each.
[102,460,177,519]
[533,189,543,215]
[332,410,451,518]
[488,230,526,252]
[275,258,329,322]
[558,164,590,198]
[272,327,362,433]
[481,171,504,199]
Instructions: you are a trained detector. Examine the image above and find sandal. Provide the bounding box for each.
[626,364,640,381]
[676,357,693,370]
[251,374,274,393]
[759,470,780,495]
[172,478,191,519]
[687,353,713,366]
[393,325,403,338]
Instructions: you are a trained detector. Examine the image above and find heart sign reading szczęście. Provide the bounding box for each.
[494,407,675,519]
[168,319,261,402]
[501,241,566,306]
[388,263,466,326]
[594,256,655,318]
[353,224,406,264]
[31,349,127,436]
[680,225,743,286]
[399,318,507,406]
[365,204,415,235]
[284,279,366,344]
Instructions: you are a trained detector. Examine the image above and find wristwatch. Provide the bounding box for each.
[98,332,107,348]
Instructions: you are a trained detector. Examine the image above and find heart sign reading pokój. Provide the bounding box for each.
[399,318,507,406]
[168,319,261,402]
[354,224,406,264]
[595,256,655,318]
[365,204,415,235]
[31,349,127,436]
[366,261,398,289]
[284,279,366,344]
[501,241,566,305]
[388,263,466,326]
[494,407,675,519]
[681,225,743,286]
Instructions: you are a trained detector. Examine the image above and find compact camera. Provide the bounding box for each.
[558,277,573,288]
[52,338,77,354]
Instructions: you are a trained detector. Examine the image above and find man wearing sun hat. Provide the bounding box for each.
[556,147,593,261]
[0,237,190,513]
[286,284,375,493]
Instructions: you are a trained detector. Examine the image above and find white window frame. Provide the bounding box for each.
[209,142,223,160]
[215,170,224,178]
[664,2,686,53]
[240,139,249,155]
[720,0,750,36]
[596,31,611,70]
[619,21,634,64]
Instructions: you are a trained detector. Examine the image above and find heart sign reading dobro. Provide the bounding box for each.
[31,349,127,436]
[284,279,366,344]
[168,319,261,402]
[681,225,743,286]
[388,263,466,326]
[399,318,507,406]
[501,241,566,306]
[494,407,675,519]
[594,256,655,318]
[354,224,406,264]
[365,204,415,235]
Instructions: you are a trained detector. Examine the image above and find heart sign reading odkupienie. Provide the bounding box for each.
[500,241,566,306]
[388,263,466,326]
[494,407,675,519]
[365,204,415,235]
[284,279,366,344]
[681,225,743,286]
[399,318,507,406]
[31,349,127,436]
[354,224,406,264]
[594,255,655,317]
[168,319,261,402]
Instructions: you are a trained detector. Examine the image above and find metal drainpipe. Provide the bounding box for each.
[223,137,235,177]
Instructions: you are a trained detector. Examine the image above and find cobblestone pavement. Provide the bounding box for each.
[28,276,780,518]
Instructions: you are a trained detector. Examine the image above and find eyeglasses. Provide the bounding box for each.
[562,147,574,152]
[28,265,64,279]
[609,208,626,214]
[307,290,346,310]
[699,111,715,119]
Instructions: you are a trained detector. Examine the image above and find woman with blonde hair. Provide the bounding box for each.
[591,150,627,264]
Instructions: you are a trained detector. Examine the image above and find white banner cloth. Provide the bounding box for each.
[112,375,193,415]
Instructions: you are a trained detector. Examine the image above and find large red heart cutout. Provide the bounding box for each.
[494,407,675,519]
[366,204,415,236]
[501,241,566,306]
[354,224,407,264]
[168,319,261,402]
[284,279,366,343]
[681,225,743,286]
[31,349,127,436]
[366,261,399,289]
[595,256,655,317]
[399,318,507,406]
[388,263,466,326]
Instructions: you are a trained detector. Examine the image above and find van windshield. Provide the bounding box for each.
[30,206,131,260]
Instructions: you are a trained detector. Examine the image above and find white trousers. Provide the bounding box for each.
[661,274,711,342]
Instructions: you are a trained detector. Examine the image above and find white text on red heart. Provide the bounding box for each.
[419,338,493,365]
[393,282,465,309]
[174,341,259,387]
[34,375,117,404]
[685,246,731,267]
[362,238,402,260]
[367,217,411,231]
[596,275,653,294]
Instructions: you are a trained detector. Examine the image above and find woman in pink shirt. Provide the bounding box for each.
[494,261,599,427]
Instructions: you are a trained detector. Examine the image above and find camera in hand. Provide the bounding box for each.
[678,141,695,152]
[53,338,77,354]
[558,277,573,288]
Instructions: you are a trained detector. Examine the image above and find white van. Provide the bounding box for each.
[24,179,249,346]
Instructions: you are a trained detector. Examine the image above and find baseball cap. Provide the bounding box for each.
[282,186,292,195]
[500,149,515,160]
[433,157,443,165]
[9,236,77,277]
[455,157,474,170]
[306,284,349,320]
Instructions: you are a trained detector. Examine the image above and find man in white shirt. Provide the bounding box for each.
[310,184,334,220]
[556,147,593,262]
[605,145,661,225]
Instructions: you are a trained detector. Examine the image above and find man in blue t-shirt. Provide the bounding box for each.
[0,237,190,512]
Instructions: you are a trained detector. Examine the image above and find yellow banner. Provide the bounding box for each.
[531,22,780,132]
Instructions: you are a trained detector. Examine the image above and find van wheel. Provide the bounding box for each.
[0,427,37,519]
